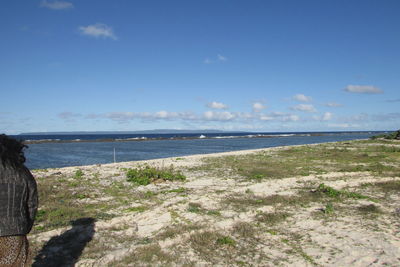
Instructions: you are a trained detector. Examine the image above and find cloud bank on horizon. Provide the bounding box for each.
[1,1,399,134]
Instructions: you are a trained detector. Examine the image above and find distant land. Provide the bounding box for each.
[19,129,243,135]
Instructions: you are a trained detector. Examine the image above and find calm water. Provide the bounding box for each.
[21,132,379,169]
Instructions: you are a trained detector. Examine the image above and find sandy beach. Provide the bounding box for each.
[29,140,400,266]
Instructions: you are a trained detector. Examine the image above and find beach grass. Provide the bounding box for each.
[195,140,400,181]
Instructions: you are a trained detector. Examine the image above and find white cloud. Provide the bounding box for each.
[105,112,135,122]
[154,111,180,119]
[344,85,383,94]
[386,98,400,103]
[79,23,117,40]
[207,101,228,109]
[217,54,227,62]
[314,112,333,121]
[286,115,300,122]
[328,123,360,128]
[339,112,400,123]
[237,112,254,119]
[204,58,212,64]
[291,104,317,113]
[293,94,312,102]
[40,0,73,10]
[259,112,300,122]
[204,54,228,64]
[260,115,273,121]
[325,102,343,107]
[322,112,333,121]
[203,111,235,121]
[86,110,305,124]
[252,102,266,112]
[58,112,81,122]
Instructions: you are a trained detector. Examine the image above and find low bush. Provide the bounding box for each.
[316,183,372,200]
[370,130,400,140]
[126,164,186,185]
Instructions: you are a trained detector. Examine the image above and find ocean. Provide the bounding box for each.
[12,131,382,169]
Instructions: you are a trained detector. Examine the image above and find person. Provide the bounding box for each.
[0,134,38,266]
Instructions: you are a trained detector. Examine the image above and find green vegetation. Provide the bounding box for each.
[187,202,202,213]
[370,130,400,140]
[155,223,203,240]
[186,202,221,216]
[255,211,290,225]
[126,164,186,185]
[216,236,236,246]
[316,183,373,200]
[323,203,334,214]
[74,169,84,179]
[196,139,400,181]
[33,176,115,231]
[165,187,187,194]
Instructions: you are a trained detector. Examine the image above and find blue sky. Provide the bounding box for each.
[1,0,399,134]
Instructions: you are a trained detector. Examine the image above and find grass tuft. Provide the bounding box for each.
[255,211,290,225]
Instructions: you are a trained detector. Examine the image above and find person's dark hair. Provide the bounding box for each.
[0,134,27,167]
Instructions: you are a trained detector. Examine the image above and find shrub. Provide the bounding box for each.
[126,164,186,185]
[370,130,400,140]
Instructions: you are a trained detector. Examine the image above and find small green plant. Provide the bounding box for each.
[168,187,186,193]
[92,172,100,179]
[317,183,372,200]
[216,236,236,246]
[75,193,88,199]
[68,181,79,187]
[266,229,278,235]
[187,202,202,213]
[207,210,222,216]
[245,188,253,194]
[317,183,341,197]
[323,203,334,214]
[35,210,47,221]
[144,190,157,198]
[74,169,84,179]
[34,225,45,231]
[251,173,265,180]
[126,164,186,185]
[256,212,290,225]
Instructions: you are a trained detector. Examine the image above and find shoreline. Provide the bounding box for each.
[33,141,344,171]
